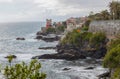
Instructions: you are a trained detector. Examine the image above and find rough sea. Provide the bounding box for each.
[0,22,107,79]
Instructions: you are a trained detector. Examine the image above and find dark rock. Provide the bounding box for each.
[38,47,56,50]
[84,59,101,64]
[81,47,107,59]
[32,43,87,60]
[41,36,60,42]
[35,35,42,39]
[32,53,86,60]
[97,72,110,79]
[34,30,107,60]
[36,31,41,35]
[5,55,17,59]
[34,42,107,60]
[36,31,47,36]
[62,68,71,71]
[56,43,107,59]
[16,37,25,40]
[36,33,60,42]
[85,67,95,70]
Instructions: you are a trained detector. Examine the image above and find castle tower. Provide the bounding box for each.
[46,19,52,29]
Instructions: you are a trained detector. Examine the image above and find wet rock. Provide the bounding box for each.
[16,37,25,40]
[36,31,47,36]
[56,43,107,59]
[5,55,17,59]
[62,68,71,71]
[85,67,95,70]
[41,36,60,42]
[97,72,110,79]
[38,47,56,50]
[33,42,106,60]
[36,31,41,35]
[32,53,86,60]
[33,43,86,60]
[35,35,42,39]
[36,34,61,42]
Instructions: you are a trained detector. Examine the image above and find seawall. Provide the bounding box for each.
[89,20,120,38]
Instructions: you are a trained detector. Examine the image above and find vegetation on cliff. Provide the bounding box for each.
[90,32,106,48]
[103,38,120,79]
[46,27,56,34]
[46,25,66,34]
[56,26,65,32]
[61,29,106,49]
[61,29,90,46]
[81,26,89,31]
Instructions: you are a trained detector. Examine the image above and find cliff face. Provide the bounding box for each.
[57,40,107,59]
[57,31,108,59]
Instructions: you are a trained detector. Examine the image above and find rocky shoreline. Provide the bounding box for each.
[32,44,107,60]
[38,47,56,50]
[33,30,107,61]
[31,26,110,78]
[35,31,61,42]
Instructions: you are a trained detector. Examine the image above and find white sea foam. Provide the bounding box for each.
[52,65,107,79]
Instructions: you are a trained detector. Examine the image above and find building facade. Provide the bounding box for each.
[66,17,87,32]
[66,17,76,32]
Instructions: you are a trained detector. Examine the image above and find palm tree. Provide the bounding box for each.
[100,10,110,20]
[109,1,120,20]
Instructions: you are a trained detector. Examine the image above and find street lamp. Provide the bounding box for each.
[112,0,119,20]
[113,13,115,21]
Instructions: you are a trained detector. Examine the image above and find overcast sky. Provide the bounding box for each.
[0,0,116,22]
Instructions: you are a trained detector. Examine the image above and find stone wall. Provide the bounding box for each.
[89,20,120,36]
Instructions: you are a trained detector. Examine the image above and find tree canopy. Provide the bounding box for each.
[88,1,120,20]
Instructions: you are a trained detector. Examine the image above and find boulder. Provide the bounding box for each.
[85,67,95,70]
[35,35,42,40]
[35,34,60,42]
[62,68,71,71]
[97,72,110,79]
[32,53,86,60]
[38,47,56,50]
[36,31,47,36]
[16,37,25,40]
[41,36,60,42]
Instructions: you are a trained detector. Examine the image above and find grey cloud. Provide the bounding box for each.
[0,0,115,22]
[58,0,111,7]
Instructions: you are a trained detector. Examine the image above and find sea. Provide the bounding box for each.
[0,22,107,79]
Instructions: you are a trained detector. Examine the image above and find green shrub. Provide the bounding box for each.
[103,45,120,68]
[81,26,89,31]
[90,32,106,48]
[103,38,120,79]
[46,27,56,33]
[6,55,15,67]
[61,29,93,46]
[112,67,120,79]
[61,29,106,50]
[4,59,46,79]
[61,29,82,46]
[56,26,65,32]
[107,39,120,51]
